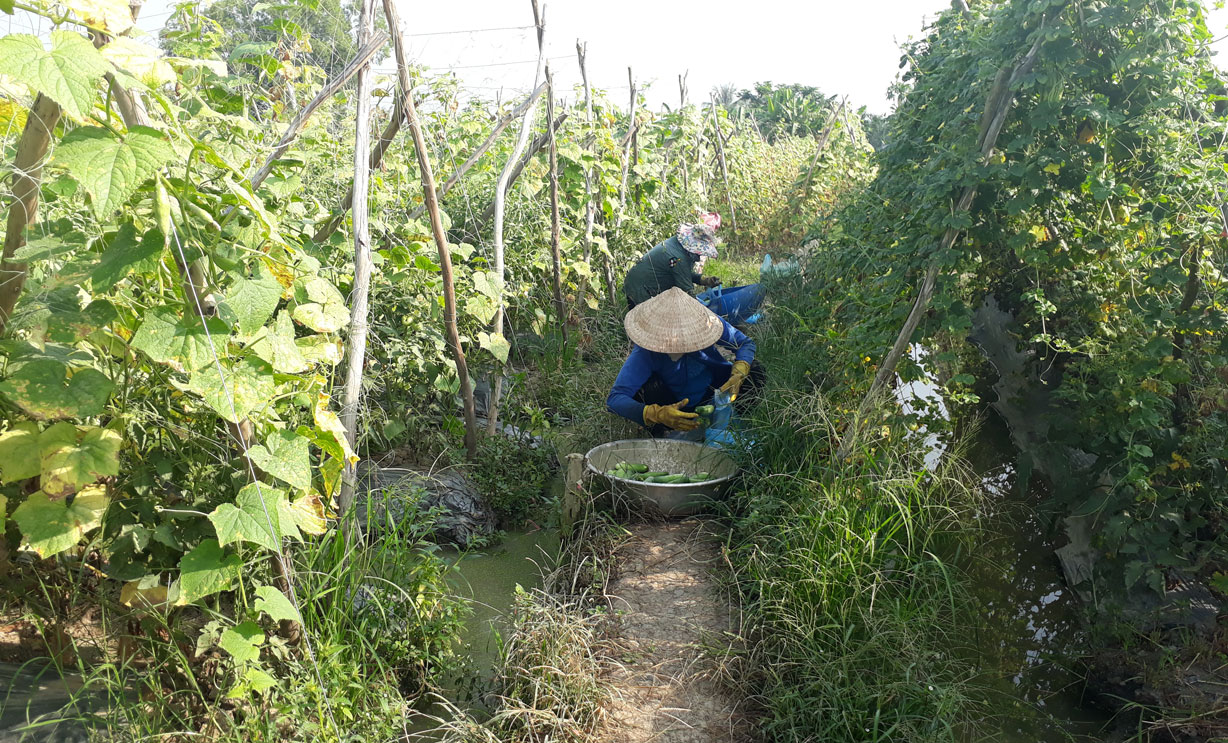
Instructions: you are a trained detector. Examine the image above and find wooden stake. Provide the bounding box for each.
[546,66,567,346]
[487,0,548,437]
[575,40,600,312]
[609,68,637,305]
[0,95,62,333]
[246,32,388,191]
[709,96,737,238]
[380,0,478,457]
[337,0,379,523]
[799,98,845,198]
[474,113,568,226]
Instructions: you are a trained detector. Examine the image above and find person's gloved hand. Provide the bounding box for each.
[719,361,752,400]
[698,275,722,288]
[643,398,700,431]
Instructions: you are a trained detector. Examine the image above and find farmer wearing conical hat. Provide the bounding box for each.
[621,222,722,310]
[607,287,762,433]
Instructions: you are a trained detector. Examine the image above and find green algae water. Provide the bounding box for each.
[964,412,1112,741]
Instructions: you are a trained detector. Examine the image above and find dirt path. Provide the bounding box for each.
[603,520,749,743]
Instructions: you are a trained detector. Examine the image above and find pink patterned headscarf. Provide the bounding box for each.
[676,223,718,258]
[700,212,722,231]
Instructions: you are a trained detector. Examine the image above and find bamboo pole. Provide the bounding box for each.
[487,0,547,437]
[247,32,388,191]
[836,34,1045,460]
[474,113,568,226]
[546,66,566,345]
[575,40,599,313]
[608,68,637,305]
[0,96,62,334]
[709,95,737,238]
[381,0,478,457]
[336,0,379,524]
[408,83,547,220]
[799,99,845,198]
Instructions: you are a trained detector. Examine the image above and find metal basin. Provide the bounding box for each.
[584,438,738,517]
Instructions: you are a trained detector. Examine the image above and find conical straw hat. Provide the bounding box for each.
[625,287,724,353]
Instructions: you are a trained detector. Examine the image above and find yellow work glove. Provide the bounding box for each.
[719,361,752,400]
[643,398,700,431]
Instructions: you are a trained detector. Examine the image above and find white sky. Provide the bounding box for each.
[9,1,1228,114]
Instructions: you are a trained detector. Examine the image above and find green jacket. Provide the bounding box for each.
[622,236,702,306]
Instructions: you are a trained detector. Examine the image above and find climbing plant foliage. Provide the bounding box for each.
[799,0,1228,600]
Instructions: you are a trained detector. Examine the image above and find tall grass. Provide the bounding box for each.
[726,446,985,741]
[719,286,989,741]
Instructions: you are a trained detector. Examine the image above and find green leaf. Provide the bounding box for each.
[185,356,275,423]
[12,233,84,263]
[254,585,301,623]
[248,429,310,491]
[208,482,296,552]
[0,31,109,121]
[218,621,263,664]
[478,331,511,363]
[11,487,108,558]
[0,360,113,420]
[131,307,231,373]
[53,125,174,218]
[228,666,277,698]
[177,539,241,604]
[39,423,121,498]
[40,300,118,344]
[92,224,165,292]
[221,264,281,337]
[0,0,13,14]
[0,422,41,484]
[250,311,308,373]
[291,277,349,333]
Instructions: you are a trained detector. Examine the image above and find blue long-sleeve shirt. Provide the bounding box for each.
[606,319,756,425]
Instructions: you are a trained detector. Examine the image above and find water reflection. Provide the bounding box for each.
[968,419,1108,741]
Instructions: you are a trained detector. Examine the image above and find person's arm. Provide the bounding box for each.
[606,349,654,424]
[716,319,756,363]
[674,260,697,292]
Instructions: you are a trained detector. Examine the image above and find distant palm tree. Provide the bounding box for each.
[711,84,740,109]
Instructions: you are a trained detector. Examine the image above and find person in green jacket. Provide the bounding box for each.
[622,223,721,309]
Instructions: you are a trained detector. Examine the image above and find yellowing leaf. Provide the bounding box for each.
[313,393,357,465]
[1043,163,1062,175]
[11,486,108,558]
[64,0,135,33]
[289,492,329,536]
[1077,121,1096,144]
[100,38,174,87]
[120,578,170,611]
[39,423,122,498]
[0,422,41,484]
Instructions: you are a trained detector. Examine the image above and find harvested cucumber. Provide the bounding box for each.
[626,463,649,473]
[695,405,714,415]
